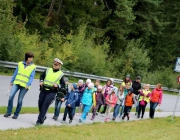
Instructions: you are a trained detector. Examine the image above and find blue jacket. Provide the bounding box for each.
[10,61,36,87]
[64,89,78,108]
[81,87,94,106]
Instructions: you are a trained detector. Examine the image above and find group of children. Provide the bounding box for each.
[52,76,152,124]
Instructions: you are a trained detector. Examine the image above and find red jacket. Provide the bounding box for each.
[106,94,117,107]
[150,88,163,104]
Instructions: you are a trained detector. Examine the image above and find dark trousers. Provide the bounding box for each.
[92,104,101,118]
[123,106,132,117]
[37,91,56,124]
[149,101,158,118]
[97,104,102,112]
[101,105,107,114]
[63,106,74,121]
[138,102,147,118]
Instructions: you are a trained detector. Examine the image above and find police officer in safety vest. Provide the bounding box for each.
[4,52,36,119]
[36,58,65,125]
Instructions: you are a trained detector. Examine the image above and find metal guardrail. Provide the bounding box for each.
[0,60,179,93]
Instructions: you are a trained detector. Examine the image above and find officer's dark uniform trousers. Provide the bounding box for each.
[37,90,56,124]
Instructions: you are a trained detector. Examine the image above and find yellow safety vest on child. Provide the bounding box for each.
[139,89,151,102]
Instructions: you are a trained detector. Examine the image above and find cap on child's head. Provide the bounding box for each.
[97,85,103,90]
[64,77,68,82]
[88,82,94,89]
[110,78,114,83]
[73,83,77,90]
[128,88,134,93]
[136,76,141,80]
[86,79,91,84]
[126,74,130,78]
[78,79,84,84]
[111,87,117,94]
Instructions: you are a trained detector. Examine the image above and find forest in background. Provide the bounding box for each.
[0,0,180,88]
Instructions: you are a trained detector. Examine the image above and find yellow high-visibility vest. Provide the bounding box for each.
[139,89,151,102]
[43,68,64,87]
[14,61,36,89]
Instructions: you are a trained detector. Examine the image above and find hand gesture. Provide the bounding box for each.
[40,82,43,86]
[53,84,58,88]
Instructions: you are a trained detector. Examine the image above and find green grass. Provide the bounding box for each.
[0,106,161,115]
[0,116,180,140]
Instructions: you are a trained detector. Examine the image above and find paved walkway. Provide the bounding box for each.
[0,112,180,131]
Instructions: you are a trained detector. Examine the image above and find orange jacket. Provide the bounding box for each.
[125,93,134,106]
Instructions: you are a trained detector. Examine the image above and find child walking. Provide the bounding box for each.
[112,85,124,120]
[100,79,113,116]
[122,88,136,121]
[76,79,86,116]
[105,88,118,122]
[79,83,95,123]
[119,83,130,118]
[53,77,69,121]
[137,84,151,119]
[61,84,78,124]
[91,85,104,121]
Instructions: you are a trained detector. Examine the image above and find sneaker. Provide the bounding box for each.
[61,120,66,123]
[4,113,11,118]
[52,116,55,119]
[137,115,140,119]
[91,118,94,121]
[96,112,99,115]
[69,120,72,123]
[122,116,125,120]
[12,115,18,119]
[35,122,42,126]
[79,118,82,123]
[127,116,130,121]
[101,114,105,117]
[105,118,108,122]
[112,118,115,121]
[54,116,58,121]
[141,116,143,119]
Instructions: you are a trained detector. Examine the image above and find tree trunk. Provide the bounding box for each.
[46,0,56,26]
[57,0,63,15]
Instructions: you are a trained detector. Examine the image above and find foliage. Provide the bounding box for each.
[0,0,180,88]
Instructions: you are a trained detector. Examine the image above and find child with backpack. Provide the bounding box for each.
[53,77,69,121]
[105,88,118,122]
[91,85,105,121]
[61,84,78,124]
[122,88,136,121]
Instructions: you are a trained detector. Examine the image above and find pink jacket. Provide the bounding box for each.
[105,94,118,107]
[150,88,163,104]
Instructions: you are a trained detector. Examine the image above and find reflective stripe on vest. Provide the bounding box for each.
[14,61,36,89]
[43,68,64,86]
[139,89,151,102]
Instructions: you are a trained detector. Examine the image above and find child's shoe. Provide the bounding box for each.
[122,116,125,120]
[69,120,72,123]
[112,118,115,121]
[105,118,108,122]
[91,117,94,121]
[127,116,130,121]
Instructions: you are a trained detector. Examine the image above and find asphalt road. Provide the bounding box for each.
[0,112,180,130]
[0,75,180,112]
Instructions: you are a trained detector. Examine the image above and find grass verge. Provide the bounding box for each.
[0,106,161,115]
[0,116,180,140]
